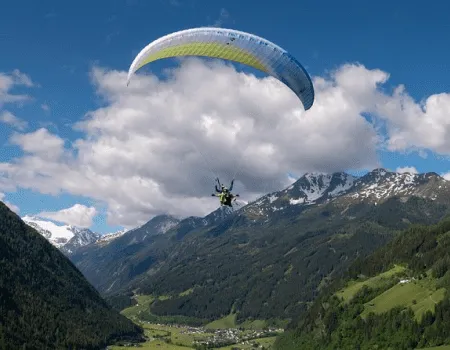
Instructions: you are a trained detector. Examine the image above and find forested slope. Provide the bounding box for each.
[0,202,144,349]
[275,218,450,350]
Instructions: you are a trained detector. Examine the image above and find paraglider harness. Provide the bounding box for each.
[212,178,239,207]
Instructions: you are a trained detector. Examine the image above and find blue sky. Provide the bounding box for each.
[1,0,450,233]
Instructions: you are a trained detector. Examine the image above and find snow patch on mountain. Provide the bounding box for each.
[63,229,101,254]
[302,173,333,202]
[240,169,450,222]
[268,194,278,203]
[289,198,305,205]
[154,217,179,234]
[245,172,357,218]
[22,215,100,251]
[329,174,355,197]
[347,169,450,203]
[22,215,76,248]
[96,229,128,244]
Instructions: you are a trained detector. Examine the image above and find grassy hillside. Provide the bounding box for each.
[335,264,406,301]
[0,202,144,349]
[274,218,450,350]
[359,278,445,320]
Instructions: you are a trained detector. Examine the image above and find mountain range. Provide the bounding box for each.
[21,215,128,254]
[67,168,450,325]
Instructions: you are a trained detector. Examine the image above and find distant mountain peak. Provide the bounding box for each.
[335,169,449,205]
[21,216,100,252]
[95,229,128,245]
[102,214,182,246]
[241,168,450,221]
[142,214,180,235]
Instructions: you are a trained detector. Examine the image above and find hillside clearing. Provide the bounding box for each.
[336,264,406,302]
[361,279,446,320]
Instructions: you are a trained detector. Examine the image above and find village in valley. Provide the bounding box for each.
[111,295,284,349]
[111,320,283,349]
[176,324,281,348]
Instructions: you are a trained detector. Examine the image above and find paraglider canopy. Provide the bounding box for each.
[127,27,315,110]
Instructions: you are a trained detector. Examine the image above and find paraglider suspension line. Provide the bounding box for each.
[189,140,220,181]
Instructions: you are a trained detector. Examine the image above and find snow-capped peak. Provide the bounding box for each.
[346,168,449,202]
[242,172,354,219]
[241,168,450,221]
[22,215,77,248]
[22,215,99,251]
[249,172,355,210]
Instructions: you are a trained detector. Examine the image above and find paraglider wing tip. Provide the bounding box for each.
[126,69,134,87]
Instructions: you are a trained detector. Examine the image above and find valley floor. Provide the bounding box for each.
[113,295,281,349]
[107,321,450,350]
[108,322,278,349]
[113,259,449,350]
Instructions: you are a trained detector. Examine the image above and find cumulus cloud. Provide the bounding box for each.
[0,111,28,130]
[0,69,34,106]
[0,192,20,213]
[9,128,65,159]
[38,204,97,228]
[441,172,450,181]
[0,60,450,227]
[376,88,450,154]
[396,166,418,174]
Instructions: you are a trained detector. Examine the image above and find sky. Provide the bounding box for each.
[1,0,450,233]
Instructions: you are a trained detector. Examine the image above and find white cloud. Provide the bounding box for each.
[0,70,34,107]
[0,111,28,130]
[0,60,450,227]
[38,204,97,228]
[41,103,50,112]
[396,166,418,174]
[0,192,20,213]
[442,172,450,181]
[213,8,230,27]
[10,69,34,87]
[376,88,450,154]
[9,128,66,159]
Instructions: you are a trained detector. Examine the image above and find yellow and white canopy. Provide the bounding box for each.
[127,27,315,110]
